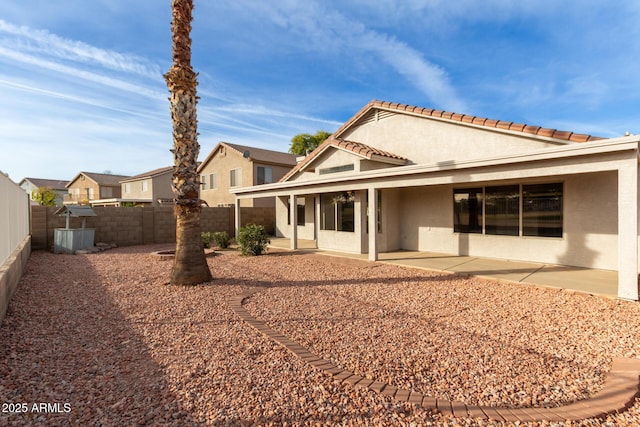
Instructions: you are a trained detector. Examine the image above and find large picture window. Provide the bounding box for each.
[453,183,563,238]
[320,192,354,232]
[522,183,563,237]
[453,188,482,233]
[485,185,520,236]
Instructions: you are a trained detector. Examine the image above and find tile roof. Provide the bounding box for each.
[335,100,605,143]
[224,142,298,166]
[67,171,130,187]
[121,166,173,182]
[280,100,606,183]
[279,138,406,182]
[331,139,406,161]
[21,178,68,190]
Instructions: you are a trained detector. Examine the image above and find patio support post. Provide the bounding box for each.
[234,198,241,240]
[368,187,378,261]
[290,194,298,250]
[617,155,639,300]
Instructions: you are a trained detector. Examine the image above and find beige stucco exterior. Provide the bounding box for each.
[65,172,127,204]
[233,101,640,300]
[198,142,296,208]
[119,168,174,206]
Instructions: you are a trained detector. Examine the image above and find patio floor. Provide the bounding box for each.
[268,238,619,299]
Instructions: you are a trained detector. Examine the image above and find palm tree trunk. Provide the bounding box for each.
[165,0,212,285]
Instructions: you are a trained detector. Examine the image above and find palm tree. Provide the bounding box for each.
[164,0,212,285]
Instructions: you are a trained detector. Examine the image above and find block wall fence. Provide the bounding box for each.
[30,206,276,251]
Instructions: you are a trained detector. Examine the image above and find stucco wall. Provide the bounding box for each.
[274,195,316,240]
[342,113,565,165]
[396,171,619,270]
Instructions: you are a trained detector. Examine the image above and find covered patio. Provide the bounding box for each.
[268,237,620,299]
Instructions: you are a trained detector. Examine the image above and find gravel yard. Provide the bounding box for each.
[0,245,639,426]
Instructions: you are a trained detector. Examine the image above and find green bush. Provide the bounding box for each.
[213,231,231,249]
[201,232,215,249]
[237,224,270,256]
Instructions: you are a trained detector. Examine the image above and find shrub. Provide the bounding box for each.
[237,224,270,256]
[213,231,231,249]
[201,232,215,249]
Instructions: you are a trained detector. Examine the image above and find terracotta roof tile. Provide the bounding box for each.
[569,133,592,143]
[331,100,605,145]
[536,128,556,138]
[283,100,607,183]
[551,130,573,140]
[523,125,541,135]
[279,138,406,182]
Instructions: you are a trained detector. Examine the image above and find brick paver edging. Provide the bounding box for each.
[229,291,640,422]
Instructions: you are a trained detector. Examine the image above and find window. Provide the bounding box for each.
[453,183,563,238]
[319,164,354,175]
[124,183,131,194]
[230,169,241,187]
[485,185,520,236]
[453,188,482,233]
[287,197,306,226]
[523,183,563,237]
[100,187,112,198]
[257,166,273,185]
[320,192,354,232]
[141,180,149,192]
[201,173,217,190]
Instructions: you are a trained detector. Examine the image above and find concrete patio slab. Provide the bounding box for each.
[268,238,620,299]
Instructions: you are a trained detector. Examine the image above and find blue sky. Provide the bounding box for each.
[1,0,640,182]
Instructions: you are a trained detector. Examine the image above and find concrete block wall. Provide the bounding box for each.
[241,207,276,235]
[30,206,275,250]
[201,207,235,235]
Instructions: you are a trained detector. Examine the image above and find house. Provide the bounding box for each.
[65,171,129,205]
[118,166,175,206]
[197,142,297,207]
[87,166,175,207]
[19,177,68,206]
[232,100,640,301]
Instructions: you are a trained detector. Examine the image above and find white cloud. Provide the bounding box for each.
[0,18,161,78]
[256,1,467,111]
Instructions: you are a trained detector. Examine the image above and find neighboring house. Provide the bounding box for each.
[233,100,640,301]
[197,142,297,207]
[19,177,68,206]
[117,166,175,206]
[65,172,129,205]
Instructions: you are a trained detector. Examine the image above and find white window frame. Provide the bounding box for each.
[230,168,242,187]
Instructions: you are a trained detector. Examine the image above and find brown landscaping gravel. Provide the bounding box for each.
[0,244,639,426]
